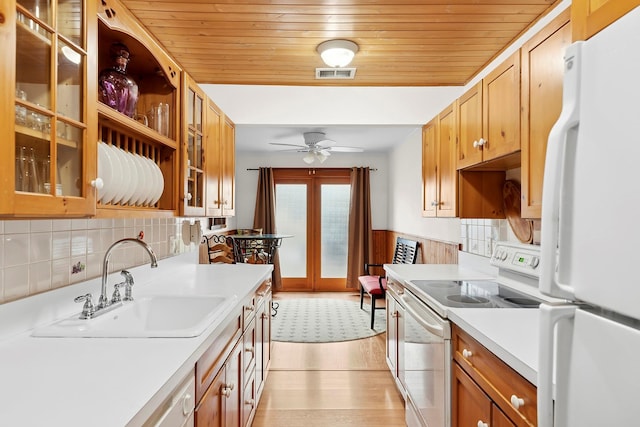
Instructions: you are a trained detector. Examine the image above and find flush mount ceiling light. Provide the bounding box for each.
[317,39,359,68]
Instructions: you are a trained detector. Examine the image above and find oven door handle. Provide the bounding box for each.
[401,295,445,338]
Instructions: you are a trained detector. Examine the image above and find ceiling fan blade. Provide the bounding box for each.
[269,142,308,148]
[328,146,364,153]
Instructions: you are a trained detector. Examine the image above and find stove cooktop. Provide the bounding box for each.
[408,280,543,310]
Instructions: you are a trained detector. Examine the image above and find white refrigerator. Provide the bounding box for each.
[538,5,640,427]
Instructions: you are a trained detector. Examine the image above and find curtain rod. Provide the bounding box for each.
[246,167,378,171]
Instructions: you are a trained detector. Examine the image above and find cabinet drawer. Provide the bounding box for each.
[243,371,257,427]
[452,325,537,426]
[195,310,242,402]
[243,294,257,329]
[243,316,257,383]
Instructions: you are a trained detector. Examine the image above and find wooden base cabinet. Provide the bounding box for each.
[255,281,272,400]
[452,325,537,427]
[385,282,406,398]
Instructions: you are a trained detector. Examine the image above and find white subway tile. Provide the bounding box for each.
[71,230,88,257]
[51,231,71,260]
[4,265,29,301]
[29,261,52,294]
[30,220,52,233]
[86,229,101,254]
[71,219,88,230]
[51,258,70,289]
[4,234,29,267]
[30,233,52,263]
[52,219,72,231]
[5,220,30,234]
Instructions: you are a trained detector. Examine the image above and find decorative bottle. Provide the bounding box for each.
[98,43,139,118]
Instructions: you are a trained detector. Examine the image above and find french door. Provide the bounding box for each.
[273,168,351,291]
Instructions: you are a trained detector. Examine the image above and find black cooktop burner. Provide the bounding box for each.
[408,280,542,309]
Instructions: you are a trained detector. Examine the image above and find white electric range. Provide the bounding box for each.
[388,242,563,427]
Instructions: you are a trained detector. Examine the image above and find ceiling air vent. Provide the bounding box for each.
[315,67,357,79]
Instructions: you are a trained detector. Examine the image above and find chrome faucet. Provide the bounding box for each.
[98,237,158,309]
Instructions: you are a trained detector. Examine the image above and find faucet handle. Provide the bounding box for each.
[121,271,134,301]
[111,282,124,304]
[74,293,95,319]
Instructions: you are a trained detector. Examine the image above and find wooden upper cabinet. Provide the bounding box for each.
[482,51,521,164]
[205,98,223,217]
[571,0,640,41]
[422,102,458,218]
[520,9,571,219]
[1,0,98,217]
[181,73,206,216]
[436,102,458,217]
[421,118,438,217]
[220,115,236,217]
[457,82,484,169]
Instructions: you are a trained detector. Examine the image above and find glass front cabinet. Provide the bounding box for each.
[1,0,98,216]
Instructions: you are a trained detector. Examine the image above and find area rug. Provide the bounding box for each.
[272,298,386,343]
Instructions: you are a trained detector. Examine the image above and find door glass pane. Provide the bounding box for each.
[17,0,52,26]
[16,13,52,110]
[57,0,82,47]
[320,184,350,278]
[276,184,307,277]
[57,124,83,197]
[57,39,83,121]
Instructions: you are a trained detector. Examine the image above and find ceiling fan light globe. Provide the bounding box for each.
[303,153,315,164]
[317,153,328,163]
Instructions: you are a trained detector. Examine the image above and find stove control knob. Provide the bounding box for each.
[529,257,540,268]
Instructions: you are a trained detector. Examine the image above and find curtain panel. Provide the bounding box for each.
[253,167,282,289]
[346,167,373,289]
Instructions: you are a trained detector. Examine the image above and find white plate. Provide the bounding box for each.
[109,145,129,205]
[100,143,123,204]
[146,157,164,205]
[127,154,145,206]
[97,142,114,204]
[118,149,139,206]
[136,154,154,206]
[142,156,158,206]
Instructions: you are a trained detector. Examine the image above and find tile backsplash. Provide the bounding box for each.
[460,218,541,257]
[0,218,206,304]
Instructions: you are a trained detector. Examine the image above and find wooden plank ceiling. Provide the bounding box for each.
[120,0,560,86]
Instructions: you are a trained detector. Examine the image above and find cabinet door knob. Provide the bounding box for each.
[462,348,473,358]
[185,192,192,201]
[182,393,193,415]
[472,140,479,148]
[478,138,486,146]
[431,200,438,206]
[91,178,104,190]
[221,387,231,397]
[511,394,525,409]
[477,421,489,427]
[391,311,399,318]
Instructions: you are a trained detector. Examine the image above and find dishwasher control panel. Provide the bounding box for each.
[490,242,541,278]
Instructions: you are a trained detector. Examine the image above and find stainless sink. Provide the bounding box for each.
[32,295,237,338]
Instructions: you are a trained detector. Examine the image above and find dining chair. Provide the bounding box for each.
[359,237,419,329]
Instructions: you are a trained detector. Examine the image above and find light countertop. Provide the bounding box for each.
[0,252,273,427]
[384,262,540,386]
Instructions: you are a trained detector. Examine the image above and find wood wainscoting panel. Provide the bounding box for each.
[387,231,459,265]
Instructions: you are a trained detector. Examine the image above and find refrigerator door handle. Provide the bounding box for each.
[538,303,576,427]
[540,42,584,300]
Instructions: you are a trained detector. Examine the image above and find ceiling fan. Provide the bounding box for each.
[269,131,364,164]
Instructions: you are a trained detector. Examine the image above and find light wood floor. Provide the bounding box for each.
[252,292,406,427]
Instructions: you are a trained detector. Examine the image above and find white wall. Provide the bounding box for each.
[233,151,389,230]
[387,129,460,243]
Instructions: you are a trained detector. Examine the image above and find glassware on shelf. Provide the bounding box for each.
[149,102,170,137]
[15,146,41,193]
[15,89,27,125]
[98,42,139,118]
